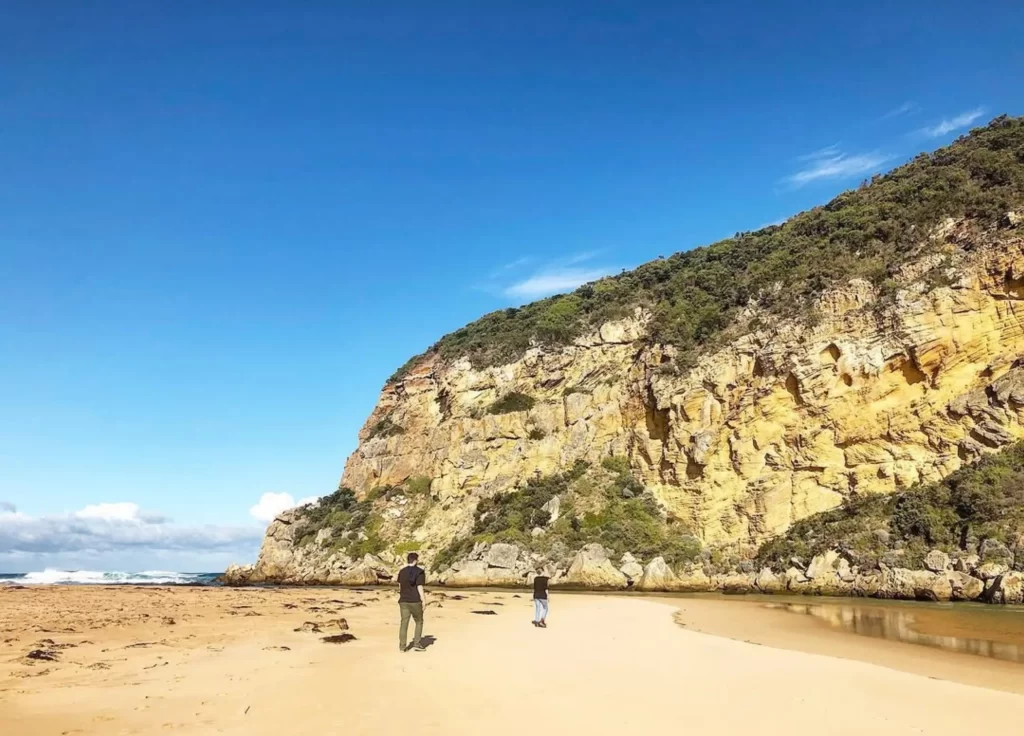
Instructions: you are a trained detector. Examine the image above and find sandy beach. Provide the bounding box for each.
[2,585,1023,736]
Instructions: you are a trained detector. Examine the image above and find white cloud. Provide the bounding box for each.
[783,148,891,188]
[919,108,986,138]
[880,101,919,120]
[504,267,613,299]
[76,502,143,521]
[249,492,318,523]
[0,502,263,558]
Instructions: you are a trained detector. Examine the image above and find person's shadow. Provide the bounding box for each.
[417,635,437,650]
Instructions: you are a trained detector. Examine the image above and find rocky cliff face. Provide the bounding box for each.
[227,219,1024,602]
[343,227,1024,551]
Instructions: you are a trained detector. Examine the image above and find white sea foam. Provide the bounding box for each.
[10,569,208,585]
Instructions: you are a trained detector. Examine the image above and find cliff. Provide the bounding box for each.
[226,116,1024,602]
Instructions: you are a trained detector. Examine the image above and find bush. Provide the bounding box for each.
[528,428,546,440]
[487,392,536,415]
[405,476,432,496]
[392,116,1024,381]
[433,460,702,570]
[367,417,404,440]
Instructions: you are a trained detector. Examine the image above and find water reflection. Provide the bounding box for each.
[767,601,1024,663]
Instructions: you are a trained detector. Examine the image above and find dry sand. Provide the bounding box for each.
[2,585,1023,735]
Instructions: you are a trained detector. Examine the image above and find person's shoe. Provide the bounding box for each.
[413,642,427,651]
[532,621,539,627]
[539,621,547,628]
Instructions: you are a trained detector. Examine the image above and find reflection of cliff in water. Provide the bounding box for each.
[767,602,1024,663]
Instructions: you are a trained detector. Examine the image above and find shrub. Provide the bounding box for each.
[528,428,546,440]
[487,392,536,415]
[405,476,432,496]
[367,417,404,440]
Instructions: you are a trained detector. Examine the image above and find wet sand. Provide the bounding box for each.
[2,585,1023,735]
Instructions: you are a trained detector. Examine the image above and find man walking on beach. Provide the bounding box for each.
[397,552,427,652]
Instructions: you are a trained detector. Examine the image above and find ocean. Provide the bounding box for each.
[0,570,222,586]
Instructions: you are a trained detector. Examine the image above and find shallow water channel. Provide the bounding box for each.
[758,596,1024,662]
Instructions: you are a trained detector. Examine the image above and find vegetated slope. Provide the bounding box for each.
[393,115,1024,380]
[756,441,1024,572]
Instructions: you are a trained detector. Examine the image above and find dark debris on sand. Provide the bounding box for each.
[471,610,498,616]
[322,634,357,644]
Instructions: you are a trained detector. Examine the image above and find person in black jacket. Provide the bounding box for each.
[396,552,427,651]
[532,568,549,628]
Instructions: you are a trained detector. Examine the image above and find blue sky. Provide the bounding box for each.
[1,1,1022,571]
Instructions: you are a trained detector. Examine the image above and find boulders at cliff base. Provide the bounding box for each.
[619,553,644,581]
[976,562,1009,581]
[980,539,1013,565]
[987,572,1024,604]
[806,550,840,579]
[636,557,678,591]
[754,567,783,594]
[486,543,519,569]
[954,554,980,574]
[561,544,628,588]
[947,571,985,601]
[221,564,254,585]
[924,550,951,573]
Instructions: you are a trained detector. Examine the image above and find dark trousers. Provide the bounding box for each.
[399,602,424,650]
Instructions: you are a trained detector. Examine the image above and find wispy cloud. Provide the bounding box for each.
[783,147,892,188]
[504,267,613,299]
[919,107,986,138]
[880,101,919,120]
[480,252,616,301]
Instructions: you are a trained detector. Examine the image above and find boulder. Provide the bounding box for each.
[989,572,1024,604]
[620,561,644,581]
[531,527,545,538]
[805,550,840,580]
[924,550,951,573]
[221,564,254,585]
[444,560,489,586]
[715,573,756,594]
[980,539,1013,565]
[562,544,628,589]
[675,566,713,592]
[314,528,334,547]
[784,567,810,590]
[542,496,561,525]
[836,558,856,583]
[754,567,784,594]
[486,543,520,569]
[947,571,985,601]
[621,552,637,565]
[916,573,953,602]
[853,571,882,597]
[977,562,1010,581]
[338,564,380,586]
[636,557,678,591]
[954,554,980,574]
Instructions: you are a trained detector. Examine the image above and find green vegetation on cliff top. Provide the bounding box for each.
[393,115,1024,381]
[756,442,1024,572]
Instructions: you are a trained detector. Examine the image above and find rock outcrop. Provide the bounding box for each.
[560,544,629,589]
[341,235,1024,556]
